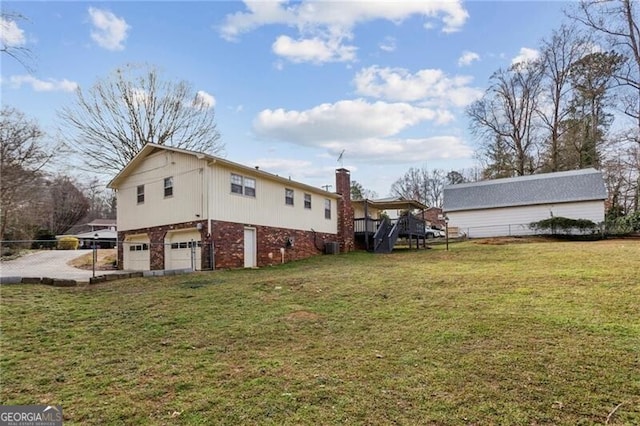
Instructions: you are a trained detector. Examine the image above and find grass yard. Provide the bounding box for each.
[1,239,639,425]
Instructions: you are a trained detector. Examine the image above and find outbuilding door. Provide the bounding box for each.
[165,229,202,271]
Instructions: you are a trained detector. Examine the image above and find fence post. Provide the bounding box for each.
[190,239,195,271]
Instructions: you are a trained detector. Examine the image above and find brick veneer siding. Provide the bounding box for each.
[118,220,337,270]
[335,168,354,252]
[118,220,209,271]
[211,220,336,269]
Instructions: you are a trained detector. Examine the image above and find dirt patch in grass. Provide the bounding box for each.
[286,310,321,321]
[474,236,550,245]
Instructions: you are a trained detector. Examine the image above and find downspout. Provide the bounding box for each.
[206,161,214,270]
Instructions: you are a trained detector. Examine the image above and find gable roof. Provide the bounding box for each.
[443,168,607,212]
[107,143,339,198]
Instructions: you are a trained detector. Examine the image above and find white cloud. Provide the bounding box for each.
[323,136,473,163]
[272,35,356,63]
[88,7,130,51]
[0,16,26,48]
[253,158,334,180]
[9,75,78,92]
[220,1,468,63]
[458,50,480,67]
[379,37,396,53]
[194,90,216,109]
[254,99,450,144]
[353,66,483,108]
[251,99,472,163]
[511,47,540,66]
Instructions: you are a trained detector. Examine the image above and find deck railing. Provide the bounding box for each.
[354,216,426,236]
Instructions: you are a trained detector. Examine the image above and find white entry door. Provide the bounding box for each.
[244,227,256,268]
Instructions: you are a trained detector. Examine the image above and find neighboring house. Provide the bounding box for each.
[442,168,607,238]
[58,218,117,249]
[422,207,445,229]
[108,144,354,271]
[87,219,117,232]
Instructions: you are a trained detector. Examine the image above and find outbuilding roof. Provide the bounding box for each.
[443,168,607,212]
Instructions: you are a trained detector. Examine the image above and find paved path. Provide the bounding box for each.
[0,250,121,282]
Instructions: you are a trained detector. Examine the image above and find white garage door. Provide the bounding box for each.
[123,234,150,271]
[165,229,202,271]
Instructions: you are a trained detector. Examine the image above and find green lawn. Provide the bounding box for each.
[1,238,639,425]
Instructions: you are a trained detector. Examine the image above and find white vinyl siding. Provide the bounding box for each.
[117,151,203,231]
[447,201,605,238]
[116,149,339,234]
[209,164,338,234]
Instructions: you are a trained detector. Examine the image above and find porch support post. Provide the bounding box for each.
[364,200,369,251]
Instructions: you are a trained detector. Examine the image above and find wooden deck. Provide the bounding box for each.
[354,215,430,253]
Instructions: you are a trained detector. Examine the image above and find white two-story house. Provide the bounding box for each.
[108,144,354,271]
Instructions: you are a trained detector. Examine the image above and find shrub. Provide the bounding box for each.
[58,236,79,250]
[605,211,640,235]
[31,229,57,249]
[530,216,599,235]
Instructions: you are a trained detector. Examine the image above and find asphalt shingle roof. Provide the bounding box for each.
[443,168,607,212]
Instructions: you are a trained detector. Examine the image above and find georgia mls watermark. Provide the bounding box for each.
[0,405,62,426]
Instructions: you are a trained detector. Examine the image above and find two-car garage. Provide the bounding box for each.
[122,229,202,271]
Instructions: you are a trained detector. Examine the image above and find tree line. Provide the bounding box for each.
[390,1,639,220]
[2,2,639,241]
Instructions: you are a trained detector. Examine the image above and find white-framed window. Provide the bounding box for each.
[164,177,173,197]
[137,185,144,204]
[324,199,331,219]
[285,188,294,206]
[231,174,243,194]
[304,193,312,209]
[231,173,256,197]
[244,177,256,197]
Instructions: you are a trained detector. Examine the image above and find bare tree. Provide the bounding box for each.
[0,11,34,72]
[47,176,90,235]
[0,107,54,239]
[538,24,592,171]
[59,64,223,176]
[467,61,545,176]
[389,167,445,207]
[571,0,640,135]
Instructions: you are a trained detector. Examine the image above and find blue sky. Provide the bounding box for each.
[1,1,570,196]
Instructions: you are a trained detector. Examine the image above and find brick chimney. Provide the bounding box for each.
[335,168,354,252]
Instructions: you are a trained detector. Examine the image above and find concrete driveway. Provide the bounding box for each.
[0,250,120,282]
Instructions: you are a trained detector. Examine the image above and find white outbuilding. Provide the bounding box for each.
[443,168,607,238]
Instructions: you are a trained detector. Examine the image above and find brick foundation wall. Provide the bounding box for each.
[118,220,337,270]
[211,220,336,269]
